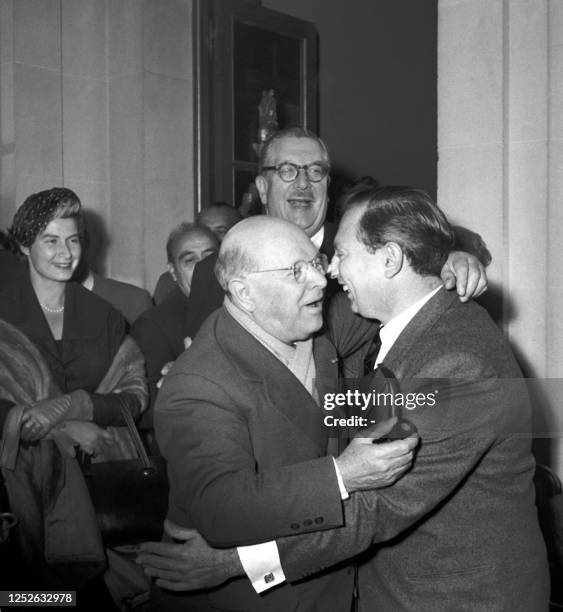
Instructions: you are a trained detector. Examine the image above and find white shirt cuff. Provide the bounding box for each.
[237,540,286,593]
[333,456,350,500]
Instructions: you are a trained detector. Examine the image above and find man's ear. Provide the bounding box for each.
[19,244,30,257]
[228,278,256,313]
[255,175,268,210]
[167,262,178,282]
[383,242,404,278]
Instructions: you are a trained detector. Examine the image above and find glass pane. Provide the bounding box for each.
[233,21,301,163]
[234,169,263,216]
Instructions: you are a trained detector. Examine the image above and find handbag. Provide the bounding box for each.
[80,404,169,547]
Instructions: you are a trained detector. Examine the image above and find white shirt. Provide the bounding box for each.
[375,285,444,367]
[310,225,325,251]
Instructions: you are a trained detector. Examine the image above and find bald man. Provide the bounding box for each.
[151,216,418,612]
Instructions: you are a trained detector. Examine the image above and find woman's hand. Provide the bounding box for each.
[21,396,72,441]
[58,421,115,456]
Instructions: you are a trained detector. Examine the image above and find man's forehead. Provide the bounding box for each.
[335,207,364,244]
[174,233,214,256]
[257,230,316,263]
[267,136,324,163]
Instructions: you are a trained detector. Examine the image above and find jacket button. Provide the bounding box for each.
[290,523,300,530]
[314,517,324,524]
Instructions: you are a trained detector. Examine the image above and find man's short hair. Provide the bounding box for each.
[345,186,455,276]
[165,222,217,262]
[214,243,258,293]
[197,202,242,224]
[258,127,330,173]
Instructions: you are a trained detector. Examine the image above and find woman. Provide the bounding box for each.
[0,187,146,447]
[0,187,147,594]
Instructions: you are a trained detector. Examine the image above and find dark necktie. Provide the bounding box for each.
[362,327,382,375]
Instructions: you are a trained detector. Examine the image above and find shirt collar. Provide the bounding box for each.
[310,225,325,250]
[224,296,298,366]
[82,272,95,292]
[376,285,443,366]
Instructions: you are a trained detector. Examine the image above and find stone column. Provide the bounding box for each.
[438,0,563,472]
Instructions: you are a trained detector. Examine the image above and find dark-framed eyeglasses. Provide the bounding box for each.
[261,162,330,183]
[248,252,329,283]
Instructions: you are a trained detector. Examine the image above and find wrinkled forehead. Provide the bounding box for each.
[172,230,216,259]
[255,228,318,269]
[265,136,327,167]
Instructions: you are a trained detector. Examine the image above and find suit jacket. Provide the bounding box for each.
[154,306,355,612]
[90,272,153,326]
[152,270,177,305]
[278,288,549,611]
[130,286,191,426]
[184,222,338,339]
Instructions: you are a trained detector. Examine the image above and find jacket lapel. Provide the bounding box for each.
[215,309,333,453]
[381,287,455,380]
[11,275,61,365]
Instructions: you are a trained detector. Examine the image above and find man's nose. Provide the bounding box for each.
[309,265,327,288]
[294,167,311,189]
[327,256,339,279]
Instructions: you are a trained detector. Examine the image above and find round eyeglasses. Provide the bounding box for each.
[261,162,330,183]
[248,253,329,283]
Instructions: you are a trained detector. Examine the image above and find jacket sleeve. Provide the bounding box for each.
[130,313,174,411]
[90,311,146,425]
[154,371,344,548]
[277,353,530,581]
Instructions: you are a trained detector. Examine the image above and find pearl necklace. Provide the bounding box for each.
[39,301,65,313]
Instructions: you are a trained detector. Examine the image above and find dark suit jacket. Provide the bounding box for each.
[184,222,338,339]
[0,273,131,428]
[130,286,191,426]
[91,272,153,326]
[154,306,355,612]
[152,271,176,305]
[278,288,549,611]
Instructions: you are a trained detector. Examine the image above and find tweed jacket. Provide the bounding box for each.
[277,288,549,611]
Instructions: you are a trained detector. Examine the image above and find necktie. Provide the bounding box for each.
[362,328,382,375]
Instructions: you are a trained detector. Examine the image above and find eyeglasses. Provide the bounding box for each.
[261,162,330,183]
[248,253,329,283]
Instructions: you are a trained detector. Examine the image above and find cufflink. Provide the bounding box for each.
[264,572,275,584]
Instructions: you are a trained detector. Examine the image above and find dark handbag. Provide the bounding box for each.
[80,405,169,547]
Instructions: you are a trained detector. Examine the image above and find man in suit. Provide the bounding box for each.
[149,215,418,612]
[131,223,219,426]
[184,127,487,338]
[269,186,549,610]
[141,187,549,610]
[152,202,241,304]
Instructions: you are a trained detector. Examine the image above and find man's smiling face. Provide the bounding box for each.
[255,136,329,238]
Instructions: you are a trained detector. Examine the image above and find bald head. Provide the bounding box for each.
[215,216,311,292]
[215,216,327,344]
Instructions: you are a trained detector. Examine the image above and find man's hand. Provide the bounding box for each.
[136,520,242,591]
[335,418,418,493]
[441,251,487,302]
